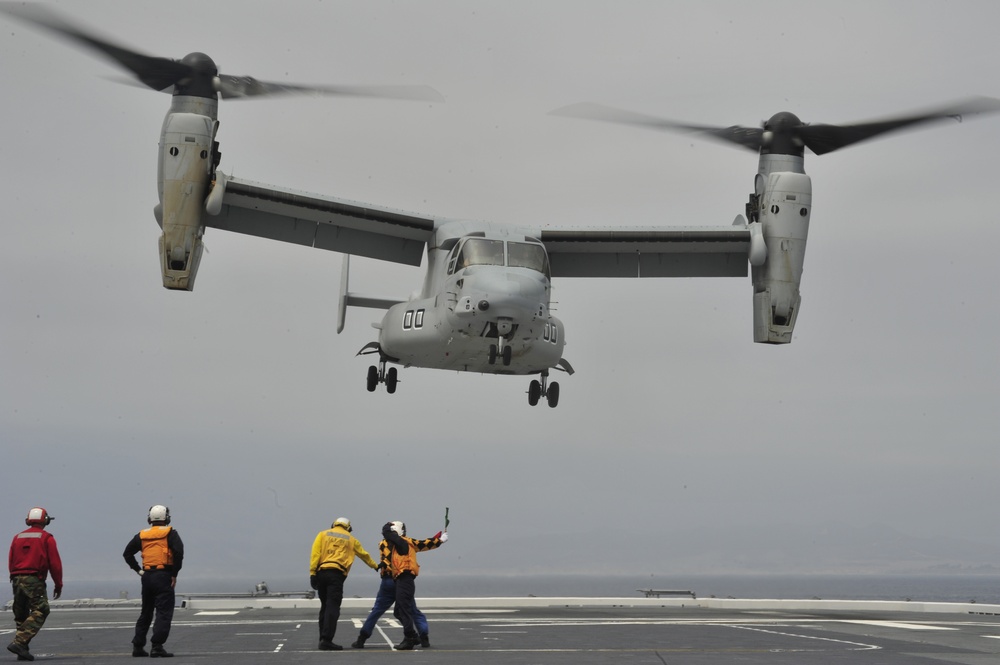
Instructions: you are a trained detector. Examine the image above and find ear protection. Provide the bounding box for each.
[25,507,52,526]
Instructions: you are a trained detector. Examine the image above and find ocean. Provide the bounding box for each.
[47,573,1000,605]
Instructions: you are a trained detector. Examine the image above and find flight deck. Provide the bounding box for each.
[4,597,999,664]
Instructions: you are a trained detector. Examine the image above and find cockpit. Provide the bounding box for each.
[447,237,550,278]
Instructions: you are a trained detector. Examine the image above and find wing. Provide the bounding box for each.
[209,175,437,266]
[210,176,749,276]
[540,226,751,278]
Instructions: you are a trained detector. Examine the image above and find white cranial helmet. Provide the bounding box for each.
[26,507,52,526]
[147,505,171,525]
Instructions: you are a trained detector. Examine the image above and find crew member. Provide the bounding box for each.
[123,505,184,658]
[309,517,378,651]
[8,507,63,662]
[351,528,445,649]
[380,521,448,650]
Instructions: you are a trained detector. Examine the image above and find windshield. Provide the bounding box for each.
[507,242,550,277]
[456,238,505,269]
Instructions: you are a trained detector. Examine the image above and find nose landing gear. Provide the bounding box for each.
[527,371,559,408]
[488,341,513,366]
[487,317,514,366]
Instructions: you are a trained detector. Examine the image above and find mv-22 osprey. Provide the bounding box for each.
[6,5,998,408]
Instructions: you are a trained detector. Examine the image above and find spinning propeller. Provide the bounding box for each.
[555,95,1000,346]
[0,2,443,102]
[553,98,1000,156]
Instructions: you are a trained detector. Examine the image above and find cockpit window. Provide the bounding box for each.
[456,238,505,270]
[448,237,551,277]
[507,242,550,277]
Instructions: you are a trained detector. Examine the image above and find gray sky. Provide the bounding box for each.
[2,1,999,595]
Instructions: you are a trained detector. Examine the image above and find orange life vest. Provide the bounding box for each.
[390,537,420,578]
[140,526,174,569]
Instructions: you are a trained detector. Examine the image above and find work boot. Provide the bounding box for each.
[419,634,430,648]
[132,643,150,657]
[149,644,173,658]
[351,633,369,649]
[395,636,418,651]
[6,641,33,661]
[318,640,342,651]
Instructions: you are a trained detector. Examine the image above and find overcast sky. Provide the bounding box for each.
[2,1,999,597]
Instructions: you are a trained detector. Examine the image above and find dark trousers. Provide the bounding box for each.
[392,573,417,637]
[316,569,346,642]
[133,570,175,647]
[360,576,429,638]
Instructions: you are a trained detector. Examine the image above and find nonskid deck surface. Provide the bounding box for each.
[4,599,1000,664]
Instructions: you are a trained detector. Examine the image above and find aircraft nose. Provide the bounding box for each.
[459,269,548,319]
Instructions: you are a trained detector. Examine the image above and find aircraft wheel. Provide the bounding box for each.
[366,365,378,392]
[528,380,541,406]
[385,367,398,394]
[488,344,497,365]
[546,381,560,408]
[502,345,512,366]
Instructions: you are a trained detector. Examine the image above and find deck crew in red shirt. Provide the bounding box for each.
[8,507,63,662]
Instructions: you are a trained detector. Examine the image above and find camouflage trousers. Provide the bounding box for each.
[10,575,51,646]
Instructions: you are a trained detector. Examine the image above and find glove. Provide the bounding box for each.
[53,586,62,600]
[433,531,442,539]
[440,531,449,543]
[136,569,144,577]
[309,575,318,590]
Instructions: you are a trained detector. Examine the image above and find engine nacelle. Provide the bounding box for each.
[752,171,811,344]
[157,111,216,290]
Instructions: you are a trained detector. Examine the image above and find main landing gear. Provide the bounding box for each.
[357,343,398,394]
[366,360,398,394]
[527,371,559,408]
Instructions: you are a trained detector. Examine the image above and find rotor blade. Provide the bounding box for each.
[217,76,444,102]
[0,2,190,91]
[800,96,1000,155]
[552,102,763,151]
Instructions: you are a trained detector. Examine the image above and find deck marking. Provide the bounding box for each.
[842,620,957,631]
[727,624,881,651]
[195,611,240,616]
[376,624,395,649]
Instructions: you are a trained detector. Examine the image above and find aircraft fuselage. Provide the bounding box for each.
[376,221,566,375]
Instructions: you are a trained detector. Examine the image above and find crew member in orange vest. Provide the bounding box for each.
[382,520,448,650]
[123,505,184,658]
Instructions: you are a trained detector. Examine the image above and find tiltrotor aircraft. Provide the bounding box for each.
[5,5,998,408]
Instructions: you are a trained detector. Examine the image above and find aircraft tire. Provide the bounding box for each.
[546,382,560,408]
[366,365,379,392]
[386,367,398,394]
[528,380,541,406]
[488,344,497,365]
[502,345,512,366]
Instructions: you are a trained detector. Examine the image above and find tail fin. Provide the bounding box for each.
[337,255,351,334]
[336,255,404,334]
